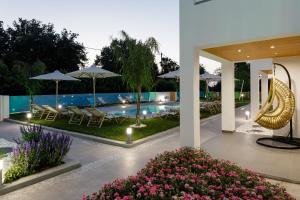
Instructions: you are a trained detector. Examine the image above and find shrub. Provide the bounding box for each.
[20,125,43,142]
[86,148,294,200]
[4,125,72,183]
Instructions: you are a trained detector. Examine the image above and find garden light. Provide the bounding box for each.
[142,110,147,119]
[122,100,126,104]
[126,127,133,144]
[26,113,32,120]
[245,110,250,120]
[58,104,63,109]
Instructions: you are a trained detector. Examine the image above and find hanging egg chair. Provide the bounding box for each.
[255,63,300,149]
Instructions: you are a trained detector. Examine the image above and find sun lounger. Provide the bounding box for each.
[42,105,59,121]
[97,97,107,105]
[31,104,47,119]
[86,108,106,128]
[118,95,128,104]
[68,106,88,125]
[107,112,129,124]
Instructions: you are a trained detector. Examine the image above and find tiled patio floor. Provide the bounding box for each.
[0,105,299,199]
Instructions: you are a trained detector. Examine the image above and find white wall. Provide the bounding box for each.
[273,56,300,138]
[180,0,300,49]
[0,96,9,121]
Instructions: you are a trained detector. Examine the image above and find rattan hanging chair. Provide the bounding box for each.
[255,77,295,129]
[255,63,300,149]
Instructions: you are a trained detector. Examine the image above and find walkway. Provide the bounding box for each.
[0,105,299,199]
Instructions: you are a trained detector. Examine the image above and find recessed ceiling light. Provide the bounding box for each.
[270,45,275,49]
[274,52,278,55]
[238,49,242,53]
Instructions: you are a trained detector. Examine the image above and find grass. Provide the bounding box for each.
[10,114,179,141]
[0,149,7,159]
[10,100,250,142]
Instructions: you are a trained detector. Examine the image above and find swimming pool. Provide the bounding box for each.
[98,103,179,118]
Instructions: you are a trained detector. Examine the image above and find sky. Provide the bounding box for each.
[1,0,220,73]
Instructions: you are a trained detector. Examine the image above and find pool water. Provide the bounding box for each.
[98,103,179,118]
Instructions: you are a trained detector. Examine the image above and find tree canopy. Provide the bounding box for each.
[111,31,159,125]
[0,18,87,95]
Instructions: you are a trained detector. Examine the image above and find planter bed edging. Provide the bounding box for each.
[0,159,81,196]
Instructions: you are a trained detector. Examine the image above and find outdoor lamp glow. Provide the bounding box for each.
[126,127,133,144]
[142,110,147,119]
[58,104,63,109]
[26,113,32,119]
[122,100,126,104]
[245,110,250,120]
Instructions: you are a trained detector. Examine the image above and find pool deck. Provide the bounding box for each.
[0,105,299,199]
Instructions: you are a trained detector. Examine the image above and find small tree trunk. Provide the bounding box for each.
[136,85,141,126]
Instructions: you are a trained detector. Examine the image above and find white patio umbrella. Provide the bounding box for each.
[200,72,221,99]
[158,69,180,79]
[30,70,80,108]
[67,65,121,108]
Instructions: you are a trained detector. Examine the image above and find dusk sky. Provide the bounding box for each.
[1,0,220,73]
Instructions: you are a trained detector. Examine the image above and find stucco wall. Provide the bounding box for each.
[180,0,300,49]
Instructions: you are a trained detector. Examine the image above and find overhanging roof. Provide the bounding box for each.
[203,35,300,61]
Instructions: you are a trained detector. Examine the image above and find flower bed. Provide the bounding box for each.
[86,148,294,200]
[4,125,72,183]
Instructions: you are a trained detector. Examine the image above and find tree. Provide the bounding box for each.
[235,62,250,92]
[0,18,87,95]
[160,56,179,74]
[112,31,159,126]
[0,21,9,58]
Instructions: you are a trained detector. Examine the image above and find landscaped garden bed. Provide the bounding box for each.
[85,148,294,200]
[3,125,72,183]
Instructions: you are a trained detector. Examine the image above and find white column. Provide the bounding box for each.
[180,48,200,148]
[250,67,260,120]
[261,73,269,105]
[0,96,9,121]
[250,59,272,120]
[221,61,235,132]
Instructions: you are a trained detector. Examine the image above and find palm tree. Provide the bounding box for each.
[112,31,159,126]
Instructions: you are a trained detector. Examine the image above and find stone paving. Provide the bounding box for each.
[0,105,299,199]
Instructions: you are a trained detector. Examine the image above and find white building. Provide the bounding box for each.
[180,0,300,147]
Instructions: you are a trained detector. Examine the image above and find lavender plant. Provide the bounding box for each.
[4,125,72,183]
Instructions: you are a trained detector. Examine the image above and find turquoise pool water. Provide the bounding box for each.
[98,103,179,118]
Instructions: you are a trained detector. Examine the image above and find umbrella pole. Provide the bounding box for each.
[56,80,59,108]
[205,80,209,101]
[93,77,96,108]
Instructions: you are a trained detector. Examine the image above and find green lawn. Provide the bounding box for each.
[10,114,179,141]
[10,100,249,142]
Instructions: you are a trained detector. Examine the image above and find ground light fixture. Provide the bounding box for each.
[57,104,63,109]
[26,112,32,123]
[142,110,147,119]
[245,110,250,120]
[126,127,133,144]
